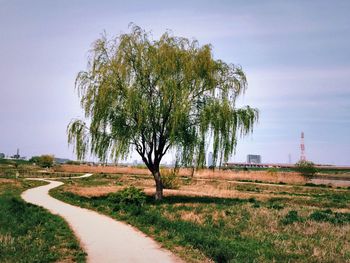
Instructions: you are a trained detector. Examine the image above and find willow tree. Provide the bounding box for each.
[68,25,258,200]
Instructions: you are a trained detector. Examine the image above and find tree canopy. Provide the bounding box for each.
[30,155,54,168]
[68,25,258,199]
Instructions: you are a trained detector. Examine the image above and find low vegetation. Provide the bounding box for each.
[295,160,318,177]
[29,155,54,168]
[0,179,86,262]
[52,173,350,263]
[161,169,181,189]
[0,163,84,178]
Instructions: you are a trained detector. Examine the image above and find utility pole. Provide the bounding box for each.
[300,132,306,161]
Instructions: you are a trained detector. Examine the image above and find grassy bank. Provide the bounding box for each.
[0,179,86,262]
[0,164,84,178]
[52,174,350,263]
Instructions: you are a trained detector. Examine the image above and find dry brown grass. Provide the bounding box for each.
[0,178,19,184]
[194,169,306,184]
[65,185,124,197]
[55,165,151,175]
[142,186,298,202]
[61,174,311,202]
[55,165,307,184]
[179,211,205,224]
[0,179,21,191]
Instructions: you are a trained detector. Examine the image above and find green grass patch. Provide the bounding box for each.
[0,180,86,262]
[309,209,350,225]
[280,210,304,225]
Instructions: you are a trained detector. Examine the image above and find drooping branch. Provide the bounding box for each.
[68,25,259,200]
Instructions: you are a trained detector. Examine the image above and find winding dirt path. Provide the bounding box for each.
[21,175,181,263]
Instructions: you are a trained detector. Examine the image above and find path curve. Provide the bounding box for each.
[21,174,181,263]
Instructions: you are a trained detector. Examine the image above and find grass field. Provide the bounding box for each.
[0,178,86,263]
[52,173,350,263]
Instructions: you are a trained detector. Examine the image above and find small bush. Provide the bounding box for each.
[304,183,327,188]
[267,168,278,175]
[108,186,146,213]
[3,169,16,178]
[281,210,303,225]
[248,197,260,208]
[30,155,54,168]
[309,209,350,225]
[295,160,318,177]
[268,203,284,210]
[267,198,285,210]
[161,169,181,189]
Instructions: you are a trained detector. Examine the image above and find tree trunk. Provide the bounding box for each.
[153,170,163,200]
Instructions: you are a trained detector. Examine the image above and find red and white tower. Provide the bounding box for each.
[300,132,306,161]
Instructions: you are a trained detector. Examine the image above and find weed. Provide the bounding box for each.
[295,161,318,177]
[267,168,278,175]
[236,184,261,193]
[309,209,350,224]
[161,169,181,189]
[281,210,303,225]
[108,186,146,214]
[304,183,327,188]
[267,198,285,210]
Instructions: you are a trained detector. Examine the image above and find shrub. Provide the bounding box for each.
[65,160,81,165]
[309,209,350,225]
[304,183,327,188]
[161,169,181,189]
[267,198,285,210]
[295,160,318,177]
[2,169,16,178]
[267,168,278,175]
[281,210,303,225]
[108,186,146,213]
[30,155,54,168]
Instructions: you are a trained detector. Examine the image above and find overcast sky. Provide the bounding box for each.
[0,0,349,165]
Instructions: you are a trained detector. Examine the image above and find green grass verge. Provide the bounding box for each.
[0,179,86,262]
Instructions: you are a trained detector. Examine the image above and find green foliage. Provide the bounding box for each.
[0,158,29,166]
[2,168,17,178]
[66,160,81,165]
[267,198,285,210]
[295,160,318,177]
[30,155,54,168]
[304,183,328,188]
[267,167,278,175]
[29,156,41,163]
[0,187,86,262]
[309,209,350,224]
[161,169,181,189]
[281,210,303,225]
[108,186,146,212]
[67,24,258,172]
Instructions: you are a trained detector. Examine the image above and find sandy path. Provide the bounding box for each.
[21,175,181,263]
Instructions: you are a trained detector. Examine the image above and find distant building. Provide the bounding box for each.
[0,153,5,159]
[247,154,261,164]
[11,149,20,159]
